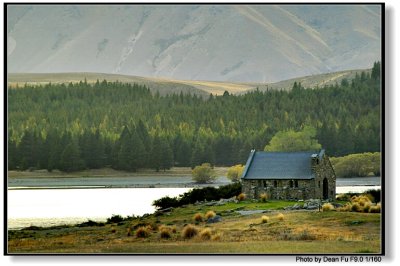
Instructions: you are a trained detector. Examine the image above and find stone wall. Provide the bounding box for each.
[242,179,315,200]
[241,155,336,200]
[314,155,336,200]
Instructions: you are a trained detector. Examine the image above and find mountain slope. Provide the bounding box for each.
[7,4,381,82]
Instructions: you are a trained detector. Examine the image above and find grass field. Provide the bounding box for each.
[8,200,381,254]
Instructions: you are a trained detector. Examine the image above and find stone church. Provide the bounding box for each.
[241,149,336,200]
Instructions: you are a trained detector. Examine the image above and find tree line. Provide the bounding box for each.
[7,62,381,172]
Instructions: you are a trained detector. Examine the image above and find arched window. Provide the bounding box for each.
[294,180,299,188]
[274,181,278,188]
[289,180,293,188]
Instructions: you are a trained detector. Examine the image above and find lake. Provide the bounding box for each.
[7,176,380,230]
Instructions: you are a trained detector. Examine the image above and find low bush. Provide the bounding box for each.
[199,228,212,240]
[136,226,151,238]
[106,214,124,224]
[261,215,269,223]
[152,182,242,209]
[205,211,216,220]
[277,213,285,221]
[322,203,335,211]
[297,230,316,241]
[182,224,198,239]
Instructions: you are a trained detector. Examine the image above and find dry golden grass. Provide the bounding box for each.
[277,213,285,221]
[160,228,172,239]
[135,226,151,238]
[182,224,198,239]
[259,193,269,202]
[322,203,335,211]
[205,211,216,220]
[237,193,246,202]
[369,203,381,213]
[199,228,212,240]
[261,215,269,223]
[193,213,203,223]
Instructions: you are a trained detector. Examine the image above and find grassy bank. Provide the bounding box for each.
[8,200,381,254]
[8,167,230,179]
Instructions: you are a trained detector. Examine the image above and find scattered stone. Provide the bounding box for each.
[207,215,222,224]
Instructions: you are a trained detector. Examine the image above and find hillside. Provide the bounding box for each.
[7,4,381,82]
[7,68,371,96]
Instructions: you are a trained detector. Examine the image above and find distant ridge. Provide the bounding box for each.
[8,68,371,96]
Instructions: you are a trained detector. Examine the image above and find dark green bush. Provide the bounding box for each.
[153,182,242,209]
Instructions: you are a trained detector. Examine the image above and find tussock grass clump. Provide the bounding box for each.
[110,228,116,233]
[135,226,151,238]
[322,203,335,211]
[199,228,212,240]
[337,203,352,212]
[205,211,216,220]
[237,193,246,202]
[193,213,203,222]
[261,215,269,223]
[160,227,172,239]
[297,230,316,241]
[259,193,269,202]
[212,233,222,241]
[369,203,381,213]
[171,225,177,234]
[351,202,362,212]
[127,228,132,236]
[362,201,372,213]
[182,224,198,239]
[277,213,285,221]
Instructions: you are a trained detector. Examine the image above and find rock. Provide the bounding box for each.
[207,215,222,224]
[306,205,318,210]
[237,210,267,215]
[292,203,301,210]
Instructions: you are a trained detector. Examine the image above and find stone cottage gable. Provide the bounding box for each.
[241,149,336,200]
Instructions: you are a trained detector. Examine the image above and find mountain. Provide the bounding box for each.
[7,4,381,82]
[7,68,371,96]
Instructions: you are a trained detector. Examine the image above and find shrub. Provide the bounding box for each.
[237,193,246,201]
[261,215,269,223]
[152,183,242,209]
[182,224,198,239]
[365,189,381,203]
[322,203,335,211]
[259,193,269,202]
[193,213,203,222]
[277,213,285,221]
[199,228,212,240]
[226,164,245,182]
[152,196,180,209]
[192,163,217,183]
[135,226,150,238]
[106,214,124,224]
[205,211,216,220]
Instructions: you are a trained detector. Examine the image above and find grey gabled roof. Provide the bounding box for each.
[241,150,323,180]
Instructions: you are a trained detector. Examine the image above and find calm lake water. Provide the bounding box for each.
[7,176,380,230]
[8,188,190,230]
